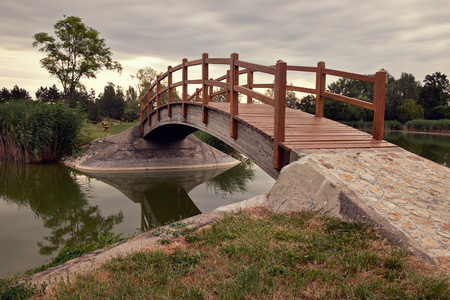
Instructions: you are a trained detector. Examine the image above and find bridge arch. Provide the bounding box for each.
[142,102,281,179]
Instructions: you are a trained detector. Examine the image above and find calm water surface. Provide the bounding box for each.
[383,131,450,167]
[0,159,274,276]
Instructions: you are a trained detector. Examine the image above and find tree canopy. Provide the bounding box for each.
[33,15,122,103]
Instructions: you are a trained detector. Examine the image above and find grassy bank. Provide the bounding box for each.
[21,209,450,299]
[0,101,84,162]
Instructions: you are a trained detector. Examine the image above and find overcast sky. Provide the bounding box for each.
[1,0,449,98]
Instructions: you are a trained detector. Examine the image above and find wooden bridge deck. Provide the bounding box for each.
[207,103,396,150]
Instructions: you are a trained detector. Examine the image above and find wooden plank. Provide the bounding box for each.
[234,86,274,106]
[206,58,230,65]
[235,60,276,75]
[287,65,317,73]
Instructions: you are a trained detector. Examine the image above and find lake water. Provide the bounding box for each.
[1,131,449,277]
[0,159,274,276]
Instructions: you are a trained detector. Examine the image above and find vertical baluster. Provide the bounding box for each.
[247,69,254,103]
[156,75,161,121]
[182,58,188,118]
[202,53,209,124]
[373,70,387,140]
[230,53,239,138]
[167,66,173,118]
[226,70,231,103]
[273,60,287,170]
[315,61,325,118]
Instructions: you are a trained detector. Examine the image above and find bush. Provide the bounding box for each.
[0,100,84,162]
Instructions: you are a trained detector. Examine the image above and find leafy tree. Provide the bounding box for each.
[297,95,316,114]
[324,77,375,121]
[0,87,12,103]
[126,86,137,102]
[327,77,374,100]
[35,84,62,103]
[397,98,424,122]
[10,85,32,100]
[73,87,101,122]
[32,15,122,103]
[418,72,450,119]
[96,83,126,119]
[131,66,161,96]
[121,86,138,122]
[385,72,421,121]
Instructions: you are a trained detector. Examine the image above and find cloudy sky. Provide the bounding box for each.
[1,0,449,98]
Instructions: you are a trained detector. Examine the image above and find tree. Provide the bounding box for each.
[35,84,62,103]
[96,83,126,119]
[0,87,12,103]
[33,15,122,103]
[385,72,421,121]
[397,99,424,122]
[131,66,161,97]
[11,85,32,100]
[297,95,316,114]
[418,72,450,119]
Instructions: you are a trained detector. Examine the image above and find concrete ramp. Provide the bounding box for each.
[268,147,449,265]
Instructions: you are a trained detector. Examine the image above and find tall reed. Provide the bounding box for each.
[0,100,84,163]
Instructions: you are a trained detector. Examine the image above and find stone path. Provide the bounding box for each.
[284,147,449,262]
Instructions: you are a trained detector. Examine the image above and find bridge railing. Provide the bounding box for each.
[140,53,386,170]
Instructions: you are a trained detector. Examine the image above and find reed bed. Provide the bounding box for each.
[0,100,83,163]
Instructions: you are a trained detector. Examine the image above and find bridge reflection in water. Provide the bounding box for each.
[83,166,241,229]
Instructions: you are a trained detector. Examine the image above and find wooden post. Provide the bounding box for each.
[147,91,152,127]
[247,69,253,103]
[140,93,144,134]
[373,70,387,140]
[202,53,209,124]
[156,75,161,121]
[209,78,213,102]
[182,58,188,118]
[196,88,200,102]
[230,53,239,139]
[315,61,325,118]
[273,60,287,170]
[226,70,231,103]
[167,66,173,118]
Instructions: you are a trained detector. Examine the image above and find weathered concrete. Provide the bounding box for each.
[268,147,450,264]
[63,125,239,172]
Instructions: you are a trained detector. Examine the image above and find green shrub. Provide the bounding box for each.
[0,100,84,162]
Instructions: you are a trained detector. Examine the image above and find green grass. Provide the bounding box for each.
[76,119,138,147]
[38,210,449,299]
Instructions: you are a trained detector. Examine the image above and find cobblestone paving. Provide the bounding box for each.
[305,148,449,259]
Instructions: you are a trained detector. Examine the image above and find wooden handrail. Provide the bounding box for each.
[140,53,387,170]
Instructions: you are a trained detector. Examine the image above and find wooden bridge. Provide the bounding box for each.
[140,53,396,178]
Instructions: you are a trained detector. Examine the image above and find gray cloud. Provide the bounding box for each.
[1,0,449,94]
